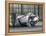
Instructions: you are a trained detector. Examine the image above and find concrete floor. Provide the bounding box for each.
[10,21,42,32]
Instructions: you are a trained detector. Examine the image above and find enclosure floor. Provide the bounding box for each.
[10,21,42,32]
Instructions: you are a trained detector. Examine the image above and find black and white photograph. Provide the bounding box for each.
[9,3,44,32]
